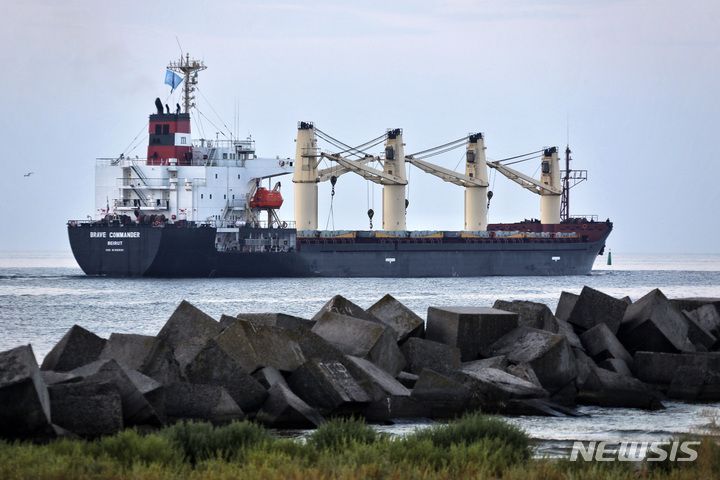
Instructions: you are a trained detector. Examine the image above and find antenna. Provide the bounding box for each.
[175,37,184,57]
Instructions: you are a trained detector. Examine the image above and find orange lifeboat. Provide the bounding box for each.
[250,187,284,209]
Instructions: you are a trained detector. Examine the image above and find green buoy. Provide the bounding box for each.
[607,249,612,266]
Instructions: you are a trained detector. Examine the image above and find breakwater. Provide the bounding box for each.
[2,286,720,440]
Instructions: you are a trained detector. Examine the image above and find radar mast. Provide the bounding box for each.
[167,53,207,114]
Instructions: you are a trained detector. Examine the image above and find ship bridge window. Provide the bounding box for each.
[163,124,169,135]
[542,161,550,174]
[155,125,162,135]
[223,153,228,159]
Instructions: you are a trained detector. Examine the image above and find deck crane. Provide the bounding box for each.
[292,121,388,231]
[320,128,408,231]
[486,147,562,225]
[405,133,490,231]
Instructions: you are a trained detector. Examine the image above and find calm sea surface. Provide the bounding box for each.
[1,251,719,456]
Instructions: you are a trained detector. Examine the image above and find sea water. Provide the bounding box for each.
[1,251,719,456]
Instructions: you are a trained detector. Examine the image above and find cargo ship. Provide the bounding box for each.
[67,55,611,277]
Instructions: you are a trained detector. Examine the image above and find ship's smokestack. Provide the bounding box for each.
[155,98,163,115]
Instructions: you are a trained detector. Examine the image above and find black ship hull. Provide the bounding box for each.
[68,223,610,277]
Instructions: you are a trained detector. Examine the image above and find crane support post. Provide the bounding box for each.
[293,121,319,230]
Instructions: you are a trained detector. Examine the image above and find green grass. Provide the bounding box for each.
[0,413,718,479]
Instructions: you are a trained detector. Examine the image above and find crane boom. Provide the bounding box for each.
[406,156,488,187]
[321,153,407,185]
[486,160,561,195]
[317,156,377,182]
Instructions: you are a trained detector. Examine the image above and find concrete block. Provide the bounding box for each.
[0,345,52,438]
[311,295,382,324]
[235,313,315,331]
[139,338,185,385]
[461,366,548,404]
[185,339,268,412]
[410,369,470,418]
[682,310,717,350]
[344,356,411,397]
[253,366,288,390]
[493,300,557,332]
[69,359,161,427]
[579,323,633,365]
[367,294,425,342]
[400,337,461,376]
[693,305,720,339]
[669,298,720,320]
[286,358,372,414]
[363,395,428,422]
[507,362,542,388]
[426,307,518,362]
[555,319,583,349]
[163,383,244,423]
[40,325,106,372]
[555,291,579,323]
[99,333,157,371]
[557,286,628,334]
[576,367,663,410]
[461,356,509,373]
[312,312,405,376]
[255,383,325,428]
[48,381,123,437]
[155,300,223,373]
[597,358,633,377]
[482,326,578,393]
[618,289,689,354]
[396,372,418,389]
[633,351,720,400]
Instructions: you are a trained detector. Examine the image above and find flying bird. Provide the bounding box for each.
[24,172,33,177]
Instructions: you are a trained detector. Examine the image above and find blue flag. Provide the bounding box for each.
[164,70,183,92]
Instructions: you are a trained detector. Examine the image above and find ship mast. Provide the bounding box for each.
[167,53,207,114]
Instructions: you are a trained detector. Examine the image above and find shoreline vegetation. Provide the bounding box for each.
[1,413,718,480]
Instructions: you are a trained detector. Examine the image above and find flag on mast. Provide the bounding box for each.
[165,70,183,92]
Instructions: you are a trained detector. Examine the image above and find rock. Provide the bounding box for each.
[234,313,315,331]
[410,369,471,417]
[555,286,627,334]
[99,333,158,371]
[577,367,663,410]
[618,289,689,355]
[286,358,372,415]
[0,345,52,439]
[363,395,428,421]
[155,300,223,373]
[482,326,578,393]
[163,383,244,423]
[40,325,106,372]
[69,359,162,427]
[682,310,717,350]
[312,312,405,376]
[311,295,381,324]
[366,294,425,342]
[493,300,557,332]
[49,381,123,437]
[507,363,542,388]
[400,337,461,376]
[255,383,325,428]
[185,339,268,412]
[579,323,633,365]
[597,358,633,377]
[505,398,582,417]
[426,307,518,362]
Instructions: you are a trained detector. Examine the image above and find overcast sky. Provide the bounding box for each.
[1,0,718,255]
